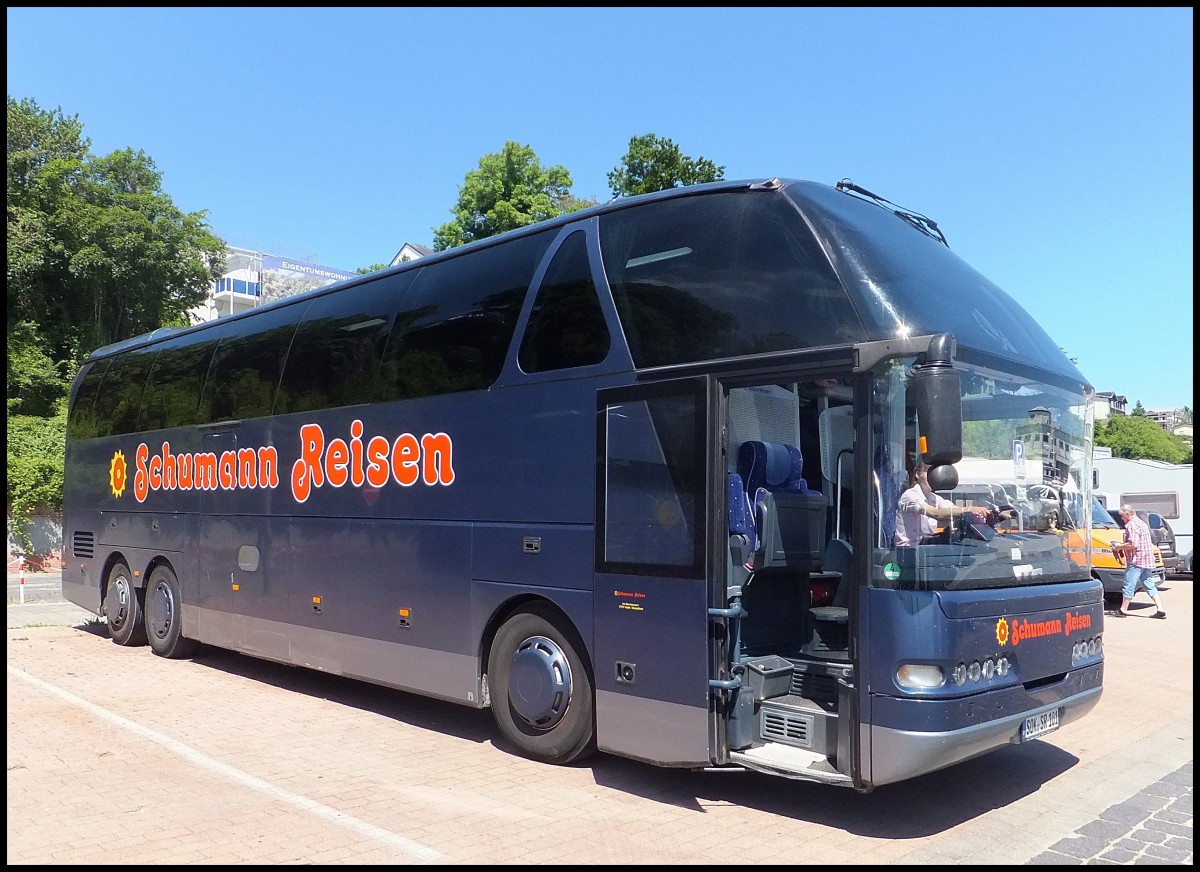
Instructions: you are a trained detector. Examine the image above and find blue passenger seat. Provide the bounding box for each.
[727,473,756,589]
[737,441,826,570]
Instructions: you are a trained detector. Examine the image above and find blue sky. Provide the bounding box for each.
[7,8,1193,411]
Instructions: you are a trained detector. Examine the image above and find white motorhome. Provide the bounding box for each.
[1093,455,1193,565]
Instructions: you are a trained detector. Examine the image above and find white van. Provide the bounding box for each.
[1093,455,1192,572]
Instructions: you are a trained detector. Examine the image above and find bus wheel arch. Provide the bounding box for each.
[103,555,146,647]
[144,562,199,660]
[485,600,597,765]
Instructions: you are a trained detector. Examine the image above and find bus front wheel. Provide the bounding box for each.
[105,561,146,647]
[145,565,199,659]
[488,607,596,765]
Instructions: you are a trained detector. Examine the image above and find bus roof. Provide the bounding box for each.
[85,176,1092,395]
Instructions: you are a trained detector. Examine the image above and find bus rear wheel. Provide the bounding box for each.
[488,607,596,765]
[105,561,146,647]
[145,565,199,659]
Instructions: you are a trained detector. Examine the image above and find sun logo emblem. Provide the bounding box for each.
[109,450,128,498]
[995,617,1010,647]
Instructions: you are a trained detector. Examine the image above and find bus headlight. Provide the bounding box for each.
[967,660,982,682]
[896,663,945,689]
[952,663,967,686]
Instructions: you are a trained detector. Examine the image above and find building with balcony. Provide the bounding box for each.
[1094,391,1127,421]
[193,244,357,322]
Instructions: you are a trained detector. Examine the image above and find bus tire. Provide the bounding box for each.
[145,565,199,660]
[488,607,597,765]
[105,561,146,647]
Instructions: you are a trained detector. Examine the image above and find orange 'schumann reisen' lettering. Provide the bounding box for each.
[290,421,455,503]
[126,421,451,504]
[134,441,279,503]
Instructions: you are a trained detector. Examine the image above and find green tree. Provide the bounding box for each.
[8,97,226,362]
[607,133,725,198]
[6,411,67,550]
[7,320,67,417]
[356,263,390,274]
[432,141,592,251]
[1131,400,1146,416]
[1094,415,1190,463]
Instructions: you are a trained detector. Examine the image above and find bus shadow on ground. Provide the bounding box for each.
[588,742,1079,838]
[191,644,498,743]
[182,640,1078,838]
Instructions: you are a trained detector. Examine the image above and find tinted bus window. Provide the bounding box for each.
[518,230,610,373]
[66,359,110,441]
[598,192,860,367]
[138,335,220,431]
[90,347,157,437]
[602,390,702,572]
[276,270,417,415]
[201,304,305,423]
[376,231,554,402]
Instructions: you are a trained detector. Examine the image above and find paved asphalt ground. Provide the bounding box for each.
[7,571,1192,865]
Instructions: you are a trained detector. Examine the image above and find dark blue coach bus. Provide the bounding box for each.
[62,177,1104,791]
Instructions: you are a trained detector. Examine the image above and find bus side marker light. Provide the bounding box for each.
[398,608,412,628]
[312,595,323,614]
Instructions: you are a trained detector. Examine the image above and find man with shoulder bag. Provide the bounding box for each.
[1110,505,1167,619]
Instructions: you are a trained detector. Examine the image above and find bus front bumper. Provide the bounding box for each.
[866,662,1103,787]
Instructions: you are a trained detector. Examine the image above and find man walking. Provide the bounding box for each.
[1110,505,1167,619]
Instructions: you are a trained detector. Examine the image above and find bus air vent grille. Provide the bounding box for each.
[791,672,839,704]
[72,531,95,559]
[760,706,814,749]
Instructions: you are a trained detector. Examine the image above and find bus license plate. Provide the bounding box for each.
[1021,708,1061,741]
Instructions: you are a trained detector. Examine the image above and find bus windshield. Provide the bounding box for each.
[870,356,1094,591]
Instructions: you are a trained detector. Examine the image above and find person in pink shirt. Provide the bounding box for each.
[1110,504,1167,619]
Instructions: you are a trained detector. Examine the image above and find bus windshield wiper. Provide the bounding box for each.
[836,179,949,247]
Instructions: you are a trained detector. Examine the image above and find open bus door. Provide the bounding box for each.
[593,378,719,767]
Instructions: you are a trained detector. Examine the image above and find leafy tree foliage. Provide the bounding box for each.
[432,141,593,251]
[8,97,226,362]
[6,412,66,551]
[607,133,725,198]
[1094,414,1190,464]
[356,263,389,274]
[7,320,67,417]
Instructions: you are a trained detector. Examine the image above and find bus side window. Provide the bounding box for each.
[200,304,305,424]
[90,348,157,437]
[138,337,219,431]
[67,359,110,441]
[601,391,702,572]
[517,230,610,373]
[376,230,555,403]
[598,192,858,369]
[275,270,416,415]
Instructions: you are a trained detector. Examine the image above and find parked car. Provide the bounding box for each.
[1107,509,1181,573]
